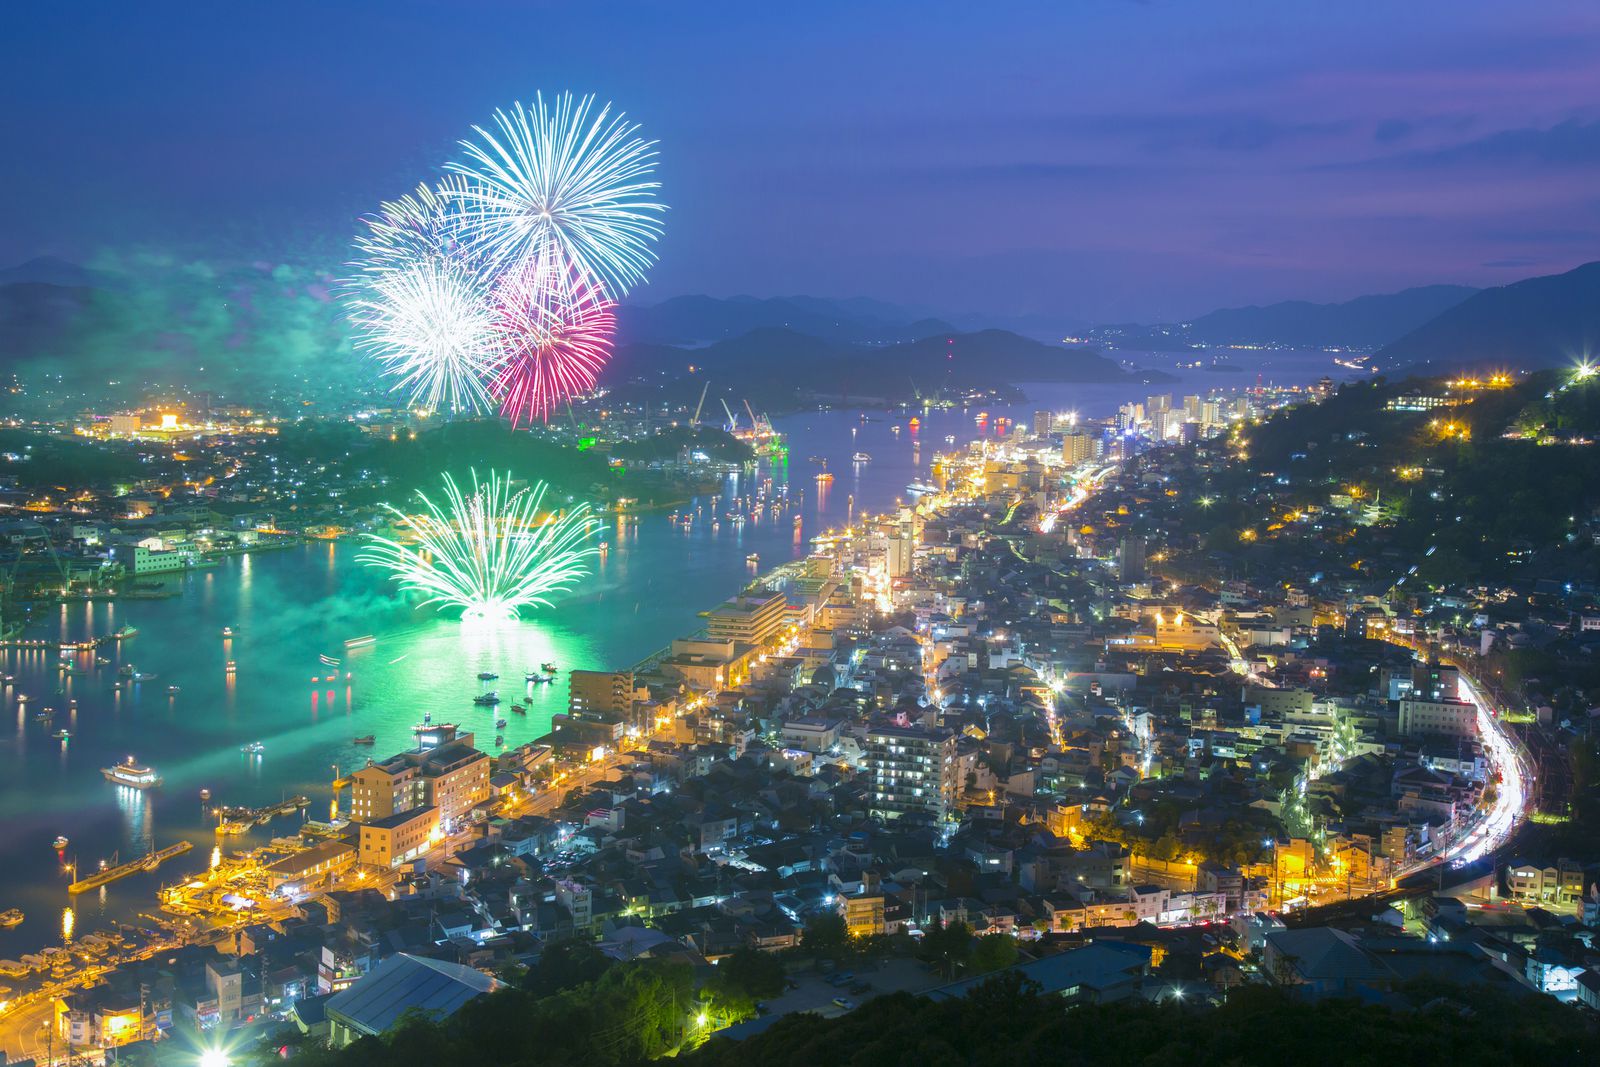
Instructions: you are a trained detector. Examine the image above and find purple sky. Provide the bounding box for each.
[4,0,1599,321]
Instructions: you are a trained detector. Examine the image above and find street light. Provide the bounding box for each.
[199,1047,231,1067]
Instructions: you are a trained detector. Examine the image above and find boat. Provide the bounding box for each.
[353,735,375,745]
[906,480,938,495]
[102,757,162,790]
[945,434,956,444]
[477,671,499,681]
[852,452,871,462]
[473,692,500,706]
[495,717,508,729]
[225,661,237,672]
[167,685,181,695]
[541,662,558,673]
[815,471,833,483]
[53,835,68,850]
[746,552,760,565]
[524,671,541,682]
[494,735,505,747]
[221,626,233,637]
[510,704,527,715]
[117,664,135,679]
[52,729,70,741]
[344,635,376,650]
[240,742,265,755]
[199,788,211,802]
[0,909,21,929]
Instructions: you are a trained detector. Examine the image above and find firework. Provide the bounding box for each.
[446,92,665,296]
[351,177,477,279]
[359,471,600,623]
[345,256,498,415]
[489,254,616,425]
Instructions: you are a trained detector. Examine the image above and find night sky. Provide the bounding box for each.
[4,0,1599,321]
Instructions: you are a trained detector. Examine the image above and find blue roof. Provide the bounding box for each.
[325,953,499,1037]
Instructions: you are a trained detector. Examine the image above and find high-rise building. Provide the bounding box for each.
[1062,430,1095,466]
[1118,535,1147,582]
[866,720,959,822]
[1032,409,1054,437]
[1146,394,1172,415]
[705,591,788,647]
[1182,394,1202,419]
[568,669,638,720]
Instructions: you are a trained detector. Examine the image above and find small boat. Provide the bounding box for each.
[225,660,237,672]
[494,735,505,747]
[473,692,500,706]
[477,671,499,681]
[852,452,871,462]
[495,717,508,729]
[117,664,135,679]
[540,662,558,674]
[353,734,376,745]
[221,627,233,637]
[53,835,68,851]
[53,729,71,740]
[510,704,527,715]
[945,434,956,444]
[102,756,162,790]
[0,909,22,929]
[199,788,211,802]
[746,552,760,565]
[167,685,180,695]
[524,671,541,682]
[240,741,265,755]
[815,471,833,483]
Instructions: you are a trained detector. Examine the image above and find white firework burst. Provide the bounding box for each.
[345,257,498,415]
[358,470,601,624]
[445,92,665,297]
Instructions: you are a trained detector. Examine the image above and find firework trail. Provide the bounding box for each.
[358,470,601,624]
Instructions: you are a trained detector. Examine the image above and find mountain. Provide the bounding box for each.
[1377,260,1600,372]
[1184,284,1479,349]
[0,255,118,290]
[614,294,956,346]
[604,325,1153,410]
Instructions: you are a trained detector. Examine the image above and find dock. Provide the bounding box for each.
[213,796,310,834]
[69,841,193,894]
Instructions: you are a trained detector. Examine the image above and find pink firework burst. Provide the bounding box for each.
[488,260,616,425]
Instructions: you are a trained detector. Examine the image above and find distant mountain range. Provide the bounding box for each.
[1184,284,1480,349]
[603,326,1155,410]
[614,293,955,346]
[1377,260,1600,373]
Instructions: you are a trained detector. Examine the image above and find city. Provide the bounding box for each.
[3,4,1600,1067]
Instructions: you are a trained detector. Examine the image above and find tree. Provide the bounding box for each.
[522,937,614,996]
[802,913,850,958]
[971,933,1019,973]
[917,919,973,977]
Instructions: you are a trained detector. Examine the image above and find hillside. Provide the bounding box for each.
[1377,260,1600,372]
[1184,284,1477,349]
[614,294,955,345]
[602,326,1151,409]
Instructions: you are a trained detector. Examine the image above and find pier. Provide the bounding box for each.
[213,795,310,834]
[68,841,193,894]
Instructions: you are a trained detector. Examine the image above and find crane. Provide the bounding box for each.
[691,380,711,426]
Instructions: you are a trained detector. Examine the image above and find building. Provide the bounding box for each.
[130,544,193,574]
[705,591,788,647]
[926,942,1152,1004]
[358,805,438,869]
[264,840,356,893]
[568,669,639,720]
[842,894,886,938]
[1062,430,1095,466]
[1504,858,1585,906]
[1117,536,1146,582]
[324,953,499,1048]
[1032,410,1054,437]
[1397,698,1477,740]
[865,719,959,822]
[348,738,490,832]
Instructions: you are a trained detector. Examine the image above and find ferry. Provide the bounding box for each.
[0,909,21,929]
[53,835,68,850]
[240,742,265,755]
[473,692,500,706]
[476,671,499,681]
[352,735,375,745]
[102,757,162,790]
